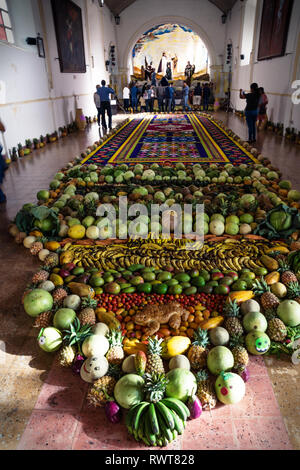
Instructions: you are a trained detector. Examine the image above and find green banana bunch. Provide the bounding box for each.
[288,250,300,274]
[125,398,190,447]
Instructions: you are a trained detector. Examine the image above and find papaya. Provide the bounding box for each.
[199,316,224,330]
[123,338,148,355]
[68,282,95,298]
[95,309,121,330]
[264,271,280,285]
[134,351,147,376]
[260,255,279,271]
[227,291,254,304]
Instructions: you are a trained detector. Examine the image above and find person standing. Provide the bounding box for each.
[151,68,157,86]
[130,83,138,112]
[193,82,202,109]
[184,62,194,87]
[240,83,260,143]
[156,83,165,112]
[182,82,191,112]
[94,85,101,126]
[0,119,8,203]
[165,82,175,112]
[123,84,130,113]
[257,87,268,131]
[97,80,115,130]
[202,83,211,111]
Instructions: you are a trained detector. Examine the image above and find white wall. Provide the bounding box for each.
[226,0,300,130]
[0,0,117,151]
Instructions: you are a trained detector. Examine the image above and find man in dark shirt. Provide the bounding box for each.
[97,80,115,130]
[202,83,211,111]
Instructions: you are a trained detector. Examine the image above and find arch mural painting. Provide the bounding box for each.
[132,24,210,81]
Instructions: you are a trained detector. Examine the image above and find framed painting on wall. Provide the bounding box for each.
[258,0,294,61]
[51,0,86,73]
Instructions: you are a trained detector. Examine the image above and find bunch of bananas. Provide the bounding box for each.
[126,397,189,447]
[63,238,286,272]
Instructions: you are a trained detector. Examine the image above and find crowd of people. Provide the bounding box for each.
[93,77,215,128]
[240,83,268,143]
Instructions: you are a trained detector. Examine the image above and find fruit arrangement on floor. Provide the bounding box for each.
[8,114,300,447]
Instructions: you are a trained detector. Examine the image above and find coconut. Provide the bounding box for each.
[240,299,260,316]
[209,327,230,346]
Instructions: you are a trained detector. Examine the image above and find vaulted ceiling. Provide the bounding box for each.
[104,0,238,16]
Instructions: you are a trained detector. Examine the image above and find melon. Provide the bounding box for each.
[215,372,246,405]
[277,300,300,327]
[245,331,270,355]
[165,368,197,402]
[207,346,234,375]
[243,311,268,333]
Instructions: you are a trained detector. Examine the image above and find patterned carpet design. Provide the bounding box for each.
[82,114,258,165]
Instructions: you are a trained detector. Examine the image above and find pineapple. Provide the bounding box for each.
[52,287,68,304]
[63,317,93,347]
[143,372,169,403]
[229,336,249,369]
[265,309,287,342]
[106,329,124,365]
[278,259,298,285]
[253,278,280,310]
[146,336,165,374]
[223,299,244,337]
[43,252,59,268]
[87,375,117,407]
[286,282,300,304]
[187,328,210,370]
[58,344,76,367]
[195,369,217,410]
[32,269,50,285]
[30,237,47,255]
[33,310,53,328]
[77,296,97,326]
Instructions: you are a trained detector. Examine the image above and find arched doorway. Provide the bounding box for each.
[131,23,210,82]
[116,15,224,97]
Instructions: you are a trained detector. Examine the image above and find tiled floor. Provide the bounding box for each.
[0,111,300,450]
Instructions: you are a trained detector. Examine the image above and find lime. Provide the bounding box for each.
[90,275,104,287]
[191,276,205,287]
[168,284,183,295]
[153,283,168,294]
[165,279,179,287]
[184,286,197,295]
[142,272,156,282]
[157,271,173,282]
[174,273,191,283]
[137,283,152,294]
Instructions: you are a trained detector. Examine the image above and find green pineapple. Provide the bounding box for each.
[223,299,244,337]
[143,372,169,403]
[146,336,165,374]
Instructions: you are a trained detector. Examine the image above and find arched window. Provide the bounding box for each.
[240,0,257,66]
[0,0,14,43]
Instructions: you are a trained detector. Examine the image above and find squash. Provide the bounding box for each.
[227,291,254,304]
[264,271,280,285]
[45,241,61,251]
[199,316,224,330]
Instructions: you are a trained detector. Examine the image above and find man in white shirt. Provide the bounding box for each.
[94,85,101,125]
[123,85,130,112]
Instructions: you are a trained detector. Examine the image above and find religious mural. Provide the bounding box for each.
[132,24,209,81]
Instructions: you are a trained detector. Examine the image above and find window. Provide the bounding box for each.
[240,0,257,66]
[0,0,14,44]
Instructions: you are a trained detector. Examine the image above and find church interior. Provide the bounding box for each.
[0,0,300,451]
